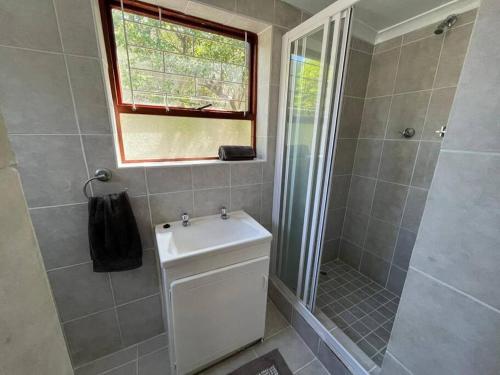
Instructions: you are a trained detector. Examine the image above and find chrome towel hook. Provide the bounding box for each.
[83,168,112,199]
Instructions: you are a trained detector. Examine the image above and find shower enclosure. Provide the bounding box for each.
[273,0,475,370]
[273,4,351,309]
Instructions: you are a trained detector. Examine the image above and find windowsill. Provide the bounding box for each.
[117,158,267,169]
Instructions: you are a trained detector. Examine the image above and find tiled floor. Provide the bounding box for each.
[315,259,400,367]
[200,301,330,375]
[74,301,330,375]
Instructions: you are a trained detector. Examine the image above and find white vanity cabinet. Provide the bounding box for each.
[155,211,272,375]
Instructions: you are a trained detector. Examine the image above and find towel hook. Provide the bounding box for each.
[83,168,112,199]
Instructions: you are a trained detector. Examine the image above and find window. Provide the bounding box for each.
[99,0,257,163]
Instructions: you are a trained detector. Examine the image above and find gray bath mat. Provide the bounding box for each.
[229,349,293,375]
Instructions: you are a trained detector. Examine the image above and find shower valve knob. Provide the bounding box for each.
[435,126,447,138]
[399,128,415,138]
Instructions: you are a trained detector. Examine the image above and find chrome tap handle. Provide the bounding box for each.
[181,212,190,226]
[435,126,447,138]
[221,206,229,220]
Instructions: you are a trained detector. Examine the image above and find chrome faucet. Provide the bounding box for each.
[181,212,190,227]
[221,206,229,220]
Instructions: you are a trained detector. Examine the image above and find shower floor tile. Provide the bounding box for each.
[316,259,400,367]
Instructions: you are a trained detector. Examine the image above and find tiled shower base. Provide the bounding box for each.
[315,259,400,367]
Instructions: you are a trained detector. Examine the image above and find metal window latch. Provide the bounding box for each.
[435,126,447,138]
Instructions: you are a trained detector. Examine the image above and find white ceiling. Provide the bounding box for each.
[283,0,472,31]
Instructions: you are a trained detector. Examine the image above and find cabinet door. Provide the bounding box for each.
[170,256,269,374]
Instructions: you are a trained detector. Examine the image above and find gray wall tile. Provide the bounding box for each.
[366,48,400,98]
[129,196,154,249]
[0,0,62,51]
[443,8,500,153]
[117,295,164,346]
[347,175,376,215]
[324,208,345,241]
[386,266,406,296]
[268,280,292,323]
[138,333,168,357]
[395,36,442,93]
[402,24,436,45]
[379,140,418,185]
[401,187,428,232]
[434,23,474,88]
[388,269,500,375]
[230,184,262,220]
[329,175,351,210]
[110,250,159,305]
[54,0,99,57]
[344,50,372,98]
[373,36,401,54]
[10,135,88,207]
[322,239,340,263]
[0,48,77,134]
[360,252,390,286]
[342,210,369,247]
[149,191,194,224]
[410,151,500,310]
[359,97,391,138]
[105,362,136,375]
[82,135,147,197]
[138,348,169,375]
[48,263,114,322]
[393,229,416,270]
[339,97,364,139]
[333,139,357,175]
[66,56,110,134]
[30,203,90,270]
[421,87,456,141]
[339,239,363,269]
[386,91,431,140]
[194,187,230,217]
[197,0,235,11]
[74,347,137,375]
[411,141,440,189]
[260,182,274,225]
[353,139,383,178]
[351,37,374,54]
[64,310,122,366]
[295,359,329,375]
[192,164,229,189]
[230,163,262,186]
[371,181,408,225]
[146,167,192,194]
[364,218,398,261]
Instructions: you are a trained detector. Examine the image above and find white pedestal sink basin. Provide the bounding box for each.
[155,211,272,375]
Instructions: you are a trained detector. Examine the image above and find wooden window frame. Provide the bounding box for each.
[98,0,258,163]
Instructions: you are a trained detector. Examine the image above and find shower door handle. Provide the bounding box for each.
[435,126,447,138]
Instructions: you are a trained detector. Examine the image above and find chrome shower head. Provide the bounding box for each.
[434,14,458,35]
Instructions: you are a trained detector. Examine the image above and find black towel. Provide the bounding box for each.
[88,191,142,272]
[218,145,256,161]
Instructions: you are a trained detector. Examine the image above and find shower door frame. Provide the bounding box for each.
[272,0,359,309]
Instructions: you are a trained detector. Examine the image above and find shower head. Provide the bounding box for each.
[434,14,458,35]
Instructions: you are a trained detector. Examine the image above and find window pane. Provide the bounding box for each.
[119,114,252,161]
[112,9,250,112]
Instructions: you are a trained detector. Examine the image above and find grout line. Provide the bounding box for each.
[61,293,161,325]
[46,261,93,273]
[410,266,500,315]
[135,346,139,375]
[98,359,137,375]
[51,0,93,199]
[385,351,415,375]
[0,42,100,60]
[293,358,317,374]
[107,272,125,347]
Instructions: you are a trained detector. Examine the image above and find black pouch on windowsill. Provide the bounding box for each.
[218,145,256,161]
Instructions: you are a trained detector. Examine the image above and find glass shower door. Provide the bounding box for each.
[274,10,351,306]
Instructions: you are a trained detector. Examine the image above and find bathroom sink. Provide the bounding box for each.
[155,210,272,267]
